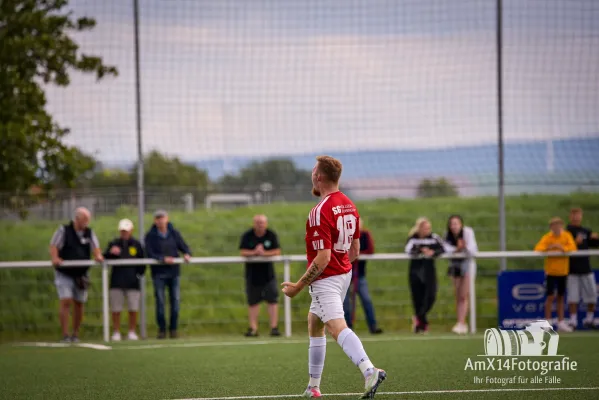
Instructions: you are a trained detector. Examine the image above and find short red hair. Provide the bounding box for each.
[316,155,343,184]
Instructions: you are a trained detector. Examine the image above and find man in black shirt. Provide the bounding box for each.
[49,207,104,343]
[567,208,599,329]
[239,214,281,337]
[103,219,146,341]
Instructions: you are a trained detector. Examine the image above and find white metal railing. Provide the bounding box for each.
[1,250,598,342]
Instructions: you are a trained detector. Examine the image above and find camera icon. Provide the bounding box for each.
[484,320,559,356]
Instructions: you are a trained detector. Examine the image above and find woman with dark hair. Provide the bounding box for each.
[444,215,478,335]
[405,217,445,333]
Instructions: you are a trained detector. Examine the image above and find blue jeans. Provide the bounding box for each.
[343,276,378,331]
[153,275,180,332]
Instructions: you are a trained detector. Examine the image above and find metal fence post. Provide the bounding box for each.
[102,261,110,343]
[139,275,147,339]
[283,258,292,337]
[469,258,477,334]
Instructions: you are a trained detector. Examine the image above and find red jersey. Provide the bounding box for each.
[305,191,360,281]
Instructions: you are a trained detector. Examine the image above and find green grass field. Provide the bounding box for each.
[1,332,598,400]
[1,193,599,340]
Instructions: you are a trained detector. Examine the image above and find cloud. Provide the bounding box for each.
[43,0,599,164]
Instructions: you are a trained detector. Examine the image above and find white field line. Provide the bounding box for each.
[172,386,599,400]
[11,332,597,351]
[119,335,480,350]
[117,331,599,350]
[12,342,112,350]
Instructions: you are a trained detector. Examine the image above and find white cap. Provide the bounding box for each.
[118,219,134,232]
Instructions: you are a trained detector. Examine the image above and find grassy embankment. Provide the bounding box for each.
[1,193,597,341]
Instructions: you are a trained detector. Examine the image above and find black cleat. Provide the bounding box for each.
[360,369,387,399]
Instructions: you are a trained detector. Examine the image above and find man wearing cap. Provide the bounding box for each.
[145,210,191,339]
[103,219,145,341]
[534,217,577,332]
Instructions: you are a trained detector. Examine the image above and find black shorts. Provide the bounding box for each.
[545,275,567,296]
[246,278,279,306]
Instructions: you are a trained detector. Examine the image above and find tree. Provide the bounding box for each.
[416,178,459,198]
[0,0,118,194]
[142,151,209,189]
[218,158,314,201]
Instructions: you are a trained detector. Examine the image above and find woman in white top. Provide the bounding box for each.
[444,215,478,335]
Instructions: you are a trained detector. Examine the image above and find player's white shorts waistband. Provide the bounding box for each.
[309,272,352,323]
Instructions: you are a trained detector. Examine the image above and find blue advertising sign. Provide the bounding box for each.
[497,270,599,330]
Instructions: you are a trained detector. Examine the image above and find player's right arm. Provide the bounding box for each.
[300,249,331,286]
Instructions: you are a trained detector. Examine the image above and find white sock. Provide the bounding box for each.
[586,311,594,322]
[308,336,326,388]
[337,328,375,378]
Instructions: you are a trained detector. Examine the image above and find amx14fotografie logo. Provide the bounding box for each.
[465,320,578,386]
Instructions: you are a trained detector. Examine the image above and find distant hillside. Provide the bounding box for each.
[191,137,599,182]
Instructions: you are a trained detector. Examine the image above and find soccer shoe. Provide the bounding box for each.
[70,335,80,343]
[111,332,122,341]
[361,369,387,399]
[60,335,71,343]
[127,331,139,341]
[557,321,573,333]
[302,386,322,398]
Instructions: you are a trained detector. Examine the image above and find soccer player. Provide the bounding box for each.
[281,156,387,399]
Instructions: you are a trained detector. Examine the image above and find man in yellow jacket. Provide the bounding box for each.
[534,217,577,332]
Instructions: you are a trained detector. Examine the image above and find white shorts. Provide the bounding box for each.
[567,273,597,304]
[110,289,141,312]
[54,270,88,303]
[309,272,352,323]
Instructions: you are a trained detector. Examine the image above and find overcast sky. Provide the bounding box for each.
[46,0,599,164]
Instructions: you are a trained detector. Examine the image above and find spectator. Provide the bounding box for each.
[444,215,478,335]
[239,214,282,337]
[405,217,445,333]
[567,207,599,329]
[49,207,103,343]
[534,217,577,332]
[343,219,382,334]
[103,219,145,341]
[145,210,191,339]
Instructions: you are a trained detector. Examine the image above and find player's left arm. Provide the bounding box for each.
[348,238,360,263]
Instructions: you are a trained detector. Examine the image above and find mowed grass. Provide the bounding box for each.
[1,193,599,340]
[0,333,598,400]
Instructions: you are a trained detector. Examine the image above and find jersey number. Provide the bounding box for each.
[334,215,357,252]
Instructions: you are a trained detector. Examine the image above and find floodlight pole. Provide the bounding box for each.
[497,0,507,272]
[133,0,147,338]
